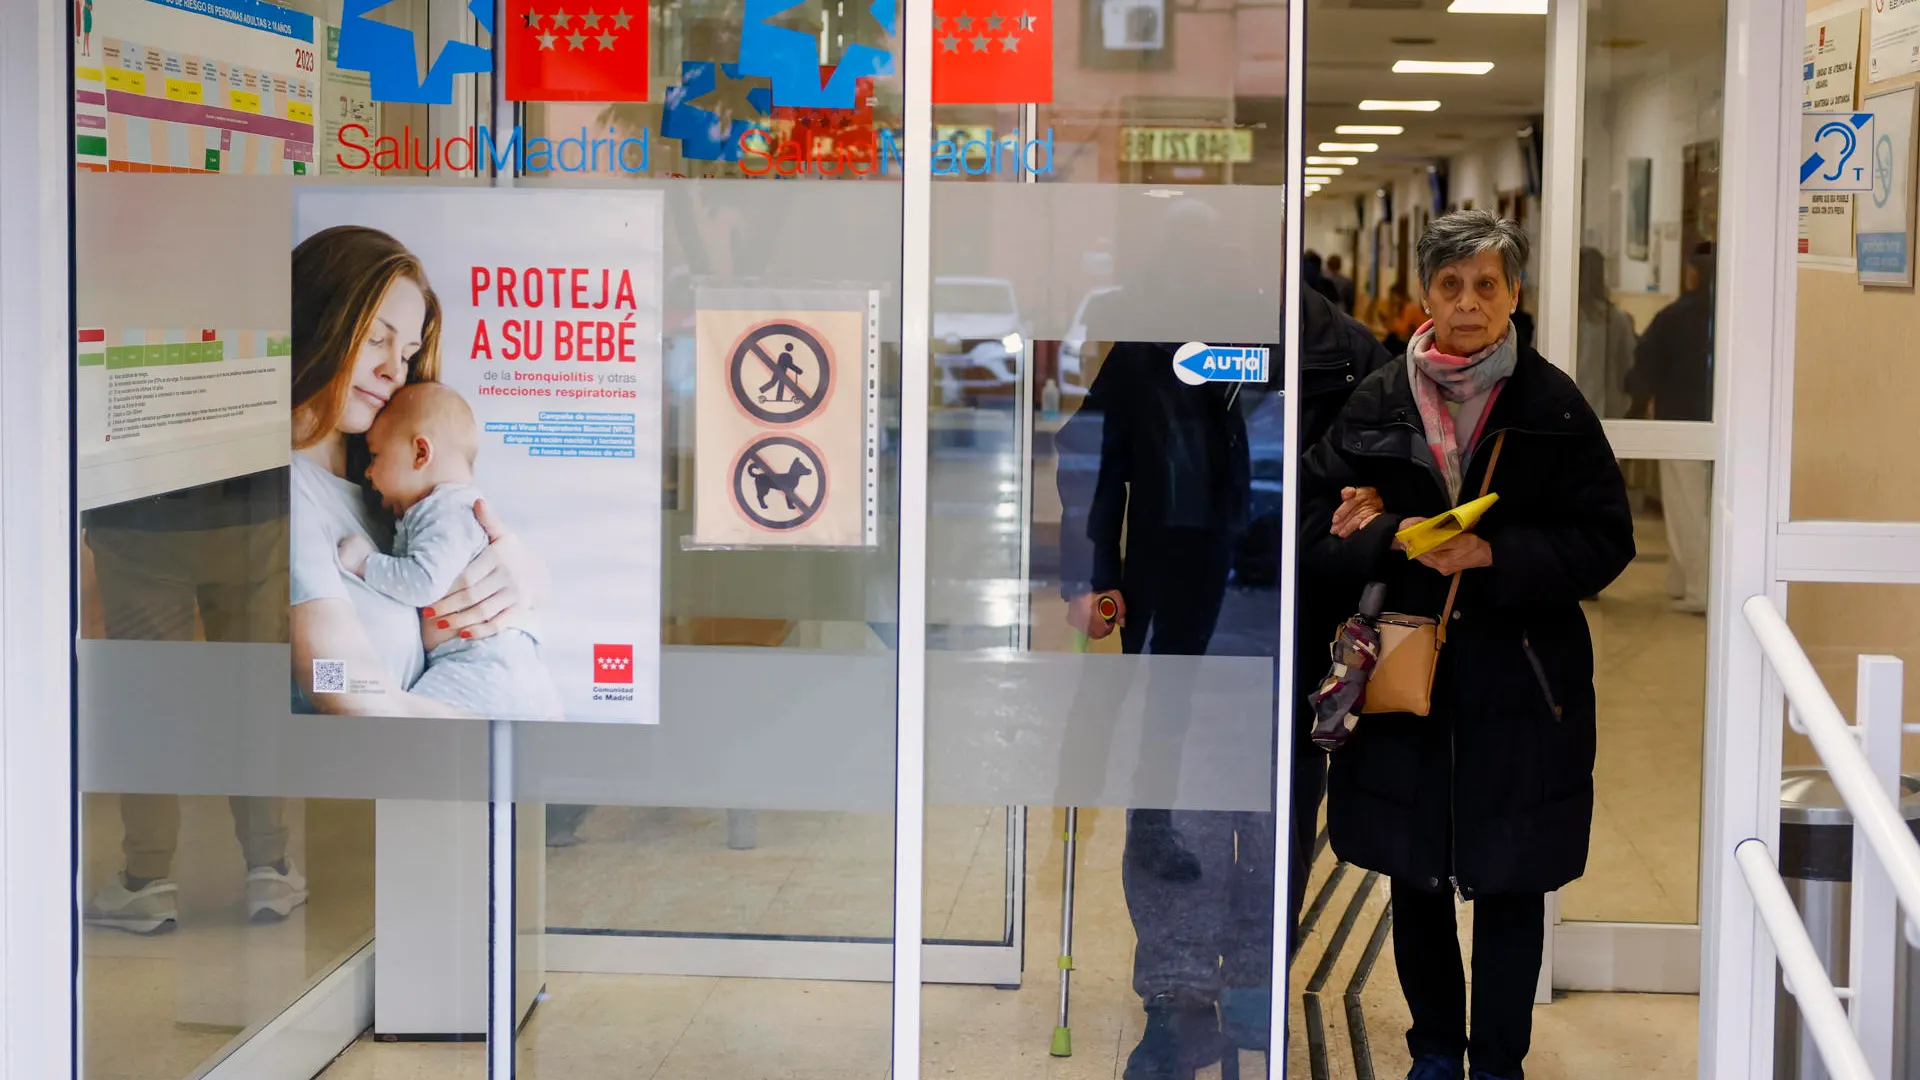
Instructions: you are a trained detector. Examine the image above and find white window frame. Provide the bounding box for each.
[0,0,77,1073]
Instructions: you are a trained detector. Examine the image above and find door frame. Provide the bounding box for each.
[0,0,78,1070]
[1536,0,1726,996]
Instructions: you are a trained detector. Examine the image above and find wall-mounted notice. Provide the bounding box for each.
[318,23,377,176]
[1857,85,1918,287]
[76,323,292,508]
[1802,11,1862,265]
[293,188,665,724]
[692,290,878,549]
[73,0,317,175]
[1871,0,1920,83]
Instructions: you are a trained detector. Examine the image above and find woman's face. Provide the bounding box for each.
[338,276,427,435]
[1422,249,1518,356]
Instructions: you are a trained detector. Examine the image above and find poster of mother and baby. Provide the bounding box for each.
[289,188,664,724]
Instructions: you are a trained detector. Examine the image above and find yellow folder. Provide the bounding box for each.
[1395,493,1500,560]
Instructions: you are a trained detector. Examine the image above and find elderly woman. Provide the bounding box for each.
[1301,211,1633,1080]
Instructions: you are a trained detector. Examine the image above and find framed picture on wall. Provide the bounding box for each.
[1626,157,1652,262]
[1857,84,1918,288]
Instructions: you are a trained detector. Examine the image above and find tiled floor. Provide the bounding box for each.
[1562,511,1708,925]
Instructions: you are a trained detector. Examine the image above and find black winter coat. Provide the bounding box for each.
[1300,347,1634,897]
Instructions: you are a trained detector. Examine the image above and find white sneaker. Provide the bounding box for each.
[86,874,179,935]
[246,862,309,924]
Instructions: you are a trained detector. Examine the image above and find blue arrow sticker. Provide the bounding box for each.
[1172,343,1270,386]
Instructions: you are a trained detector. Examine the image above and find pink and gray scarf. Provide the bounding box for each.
[1407,321,1517,502]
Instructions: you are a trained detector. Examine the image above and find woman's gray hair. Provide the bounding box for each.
[1416,210,1531,291]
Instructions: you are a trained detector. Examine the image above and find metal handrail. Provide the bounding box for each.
[1736,838,1874,1079]
[1740,594,1920,1079]
[1744,596,1920,932]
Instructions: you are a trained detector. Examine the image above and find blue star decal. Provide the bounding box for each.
[736,0,895,110]
[663,61,775,161]
[336,0,494,105]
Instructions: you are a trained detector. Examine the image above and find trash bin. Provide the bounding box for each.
[1774,767,1920,1079]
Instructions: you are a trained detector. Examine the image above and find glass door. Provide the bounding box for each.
[1551,0,1727,996]
[914,3,1295,1075]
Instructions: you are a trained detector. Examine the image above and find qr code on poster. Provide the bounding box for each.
[312,659,346,694]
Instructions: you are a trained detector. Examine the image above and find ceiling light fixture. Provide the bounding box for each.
[1446,0,1547,13]
[1359,100,1442,112]
[1391,60,1495,75]
[1337,125,1404,135]
[1319,142,1379,152]
[1307,156,1359,165]
[1305,166,1344,175]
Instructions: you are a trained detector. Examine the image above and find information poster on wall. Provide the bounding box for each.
[75,326,290,495]
[73,0,317,175]
[1857,85,1918,287]
[1802,11,1861,265]
[1871,0,1920,83]
[293,188,665,723]
[692,289,877,549]
[318,23,377,176]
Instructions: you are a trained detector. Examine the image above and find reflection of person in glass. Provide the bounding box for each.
[1056,220,1387,1075]
[289,226,546,718]
[1574,246,1637,419]
[83,472,298,932]
[1302,212,1633,1080]
[1626,242,1714,614]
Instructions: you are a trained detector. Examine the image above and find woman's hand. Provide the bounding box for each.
[1416,532,1494,575]
[1331,486,1385,538]
[426,499,550,640]
[1390,516,1427,552]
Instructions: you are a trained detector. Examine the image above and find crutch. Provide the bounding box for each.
[1053,802,1079,1057]
[1054,593,1115,1057]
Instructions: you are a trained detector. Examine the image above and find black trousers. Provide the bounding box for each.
[1390,880,1545,1079]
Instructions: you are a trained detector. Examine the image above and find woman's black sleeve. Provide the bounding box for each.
[1468,413,1636,607]
[1300,420,1405,584]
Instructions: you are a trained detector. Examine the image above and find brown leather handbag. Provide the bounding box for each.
[1361,431,1506,717]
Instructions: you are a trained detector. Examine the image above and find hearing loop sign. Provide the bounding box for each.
[1802,112,1876,192]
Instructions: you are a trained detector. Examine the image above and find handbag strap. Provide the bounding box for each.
[1435,430,1506,647]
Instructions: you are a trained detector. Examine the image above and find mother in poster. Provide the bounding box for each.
[288,225,551,718]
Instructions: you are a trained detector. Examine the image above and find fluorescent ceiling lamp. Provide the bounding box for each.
[1305,166,1343,175]
[1337,125,1404,135]
[1392,60,1495,75]
[1447,0,1548,12]
[1319,142,1379,152]
[1360,100,1442,112]
[1307,156,1359,165]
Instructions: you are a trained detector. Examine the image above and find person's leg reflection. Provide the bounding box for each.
[86,525,198,932]
[1125,531,1229,882]
[1658,459,1712,614]
[1220,809,1276,1052]
[1123,809,1233,1079]
[197,515,307,923]
[1120,530,1232,1080]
